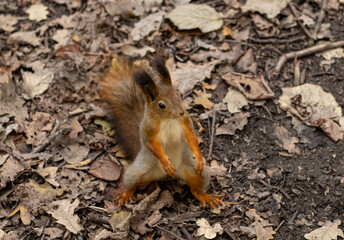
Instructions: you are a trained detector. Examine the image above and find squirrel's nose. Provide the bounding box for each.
[179,111,185,117]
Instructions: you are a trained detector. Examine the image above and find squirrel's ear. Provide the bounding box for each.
[151,57,171,85]
[132,70,159,102]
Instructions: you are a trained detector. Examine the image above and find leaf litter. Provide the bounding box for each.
[1,0,344,239]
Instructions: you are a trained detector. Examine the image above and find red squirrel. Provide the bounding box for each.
[100,57,222,208]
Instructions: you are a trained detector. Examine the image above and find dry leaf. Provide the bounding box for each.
[241,0,290,19]
[0,15,18,32]
[319,47,344,60]
[305,220,344,240]
[244,209,276,240]
[108,210,131,239]
[0,68,28,120]
[121,44,155,57]
[36,163,59,187]
[312,117,344,142]
[196,218,223,239]
[274,125,300,154]
[216,112,250,135]
[24,112,54,146]
[223,88,250,113]
[193,89,214,110]
[103,0,136,16]
[8,31,41,46]
[52,29,70,50]
[88,154,122,181]
[222,72,274,100]
[26,3,49,22]
[167,4,223,33]
[61,143,90,164]
[0,156,25,188]
[167,59,219,95]
[209,160,227,177]
[69,117,83,139]
[21,68,53,99]
[236,48,257,74]
[8,204,32,225]
[47,199,84,234]
[131,11,164,41]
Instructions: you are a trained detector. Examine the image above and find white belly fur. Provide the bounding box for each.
[158,119,185,170]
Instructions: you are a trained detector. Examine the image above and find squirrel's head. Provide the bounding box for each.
[133,57,185,120]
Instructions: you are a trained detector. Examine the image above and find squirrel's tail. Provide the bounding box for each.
[100,57,144,160]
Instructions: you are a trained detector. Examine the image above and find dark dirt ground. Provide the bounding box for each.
[1,0,344,239]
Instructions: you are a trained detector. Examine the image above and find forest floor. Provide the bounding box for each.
[1,0,344,239]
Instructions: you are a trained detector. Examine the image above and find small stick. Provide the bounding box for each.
[288,2,313,39]
[155,225,183,240]
[207,109,216,161]
[313,0,327,39]
[32,119,61,154]
[275,40,344,73]
[274,220,285,233]
[249,36,305,44]
[259,180,291,200]
[180,226,193,240]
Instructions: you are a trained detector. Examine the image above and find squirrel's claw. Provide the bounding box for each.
[115,190,135,206]
[192,191,223,208]
[161,158,176,178]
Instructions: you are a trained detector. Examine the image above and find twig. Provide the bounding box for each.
[207,109,216,161]
[288,2,313,39]
[249,36,305,44]
[313,0,327,39]
[274,220,285,233]
[275,40,344,73]
[155,225,183,240]
[32,119,61,154]
[259,180,291,200]
[180,226,192,240]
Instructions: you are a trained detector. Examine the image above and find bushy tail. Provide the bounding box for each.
[100,58,145,160]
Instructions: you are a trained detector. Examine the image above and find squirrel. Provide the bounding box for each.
[100,56,222,208]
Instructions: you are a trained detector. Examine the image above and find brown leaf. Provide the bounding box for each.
[0,15,18,32]
[311,117,344,142]
[69,117,83,139]
[131,11,164,41]
[209,160,227,177]
[61,143,89,164]
[0,156,25,188]
[304,219,344,240]
[216,112,250,135]
[222,72,275,100]
[24,112,54,146]
[8,31,41,46]
[88,154,122,181]
[236,48,257,74]
[274,125,300,154]
[108,210,131,239]
[167,59,219,95]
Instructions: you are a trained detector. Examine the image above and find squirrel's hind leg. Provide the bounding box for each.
[179,149,222,208]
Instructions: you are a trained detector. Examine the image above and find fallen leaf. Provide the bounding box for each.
[0,68,28,120]
[8,31,41,46]
[305,220,344,240]
[233,26,250,41]
[241,0,290,19]
[223,88,250,114]
[0,15,18,32]
[43,227,64,239]
[121,44,155,57]
[21,68,53,99]
[312,117,344,142]
[236,48,257,74]
[94,119,114,136]
[24,112,54,146]
[69,117,83,139]
[108,210,131,239]
[273,125,300,154]
[0,156,25,188]
[61,143,90,164]
[244,209,276,240]
[26,3,49,22]
[222,72,275,100]
[103,0,136,16]
[88,154,122,181]
[36,163,59,187]
[193,89,214,110]
[209,160,227,177]
[196,218,223,239]
[166,4,223,33]
[252,14,279,38]
[167,59,219,95]
[131,11,164,41]
[52,29,70,50]
[216,112,250,135]
[319,47,344,60]
[47,199,84,234]
[8,204,31,225]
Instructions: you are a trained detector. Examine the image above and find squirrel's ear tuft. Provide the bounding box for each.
[151,57,171,85]
[132,70,158,102]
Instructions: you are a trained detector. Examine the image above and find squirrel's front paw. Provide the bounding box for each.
[161,158,176,178]
[194,155,204,176]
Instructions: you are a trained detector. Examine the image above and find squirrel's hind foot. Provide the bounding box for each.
[192,191,223,208]
[115,189,135,205]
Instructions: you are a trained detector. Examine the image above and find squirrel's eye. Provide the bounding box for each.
[159,102,166,109]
